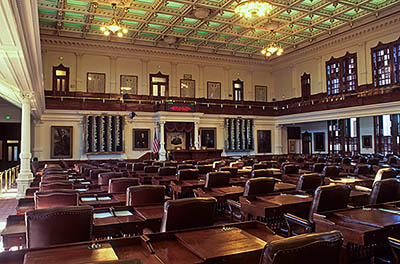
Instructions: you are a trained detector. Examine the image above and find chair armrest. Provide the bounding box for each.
[389,237,400,249]
[227,199,241,209]
[283,213,312,236]
[227,199,243,222]
[193,188,205,197]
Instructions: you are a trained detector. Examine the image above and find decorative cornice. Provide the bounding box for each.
[40,35,270,67]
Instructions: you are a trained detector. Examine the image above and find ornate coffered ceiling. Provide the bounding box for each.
[38,0,400,59]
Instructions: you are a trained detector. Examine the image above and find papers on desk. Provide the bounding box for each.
[378,208,400,215]
[97,196,112,201]
[293,194,310,198]
[76,178,85,181]
[75,188,89,192]
[114,210,133,217]
[94,212,113,218]
[81,181,91,184]
[81,197,96,202]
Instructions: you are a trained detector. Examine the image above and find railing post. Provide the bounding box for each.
[4,170,8,192]
[0,172,3,194]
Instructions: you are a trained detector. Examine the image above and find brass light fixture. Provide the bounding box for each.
[261,42,283,57]
[100,3,128,37]
[235,0,273,19]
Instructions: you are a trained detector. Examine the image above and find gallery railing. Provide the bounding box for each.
[0,165,19,194]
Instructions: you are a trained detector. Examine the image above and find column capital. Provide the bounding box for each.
[74,52,84,57]
[21,92,34,101]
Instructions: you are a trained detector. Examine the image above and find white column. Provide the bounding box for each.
[75,53,83,91]
[274,125,283,154]
[194,121,200,149]
[109,56,117,93]
[141,59,149,95]
[17,93,34,199]
[198,65,204,98]
[219,123,226,156]
[171,62,178,97]
[159,121,167,161]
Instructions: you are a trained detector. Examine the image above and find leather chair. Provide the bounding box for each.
[259,231,343,264]
[183,160,196,165]
[368,158,380,166]
[152,161,163,166]
[284,184,351,236]
[26,205,93,248]
[243,177,276,196]
[312,163,325,173]
[143,165,160,174]
[219,167,238,178]
[143,160,154,165]
[177,164,194,170]
[252,169,274,178]
[316,157,326,163]
[160,197,217,232]
[98,172,124,185]
[177,169,199,181]
[295,173,323,192]
[253,163,269,170]
[368,178,400,205]
[353,164,371,176]
[283,164,299,175]
[39,181,73,191]
[108,177,139,193]
[44,164,62,169]
[163,161,177,167]
[132,163,145,172]
[34,189,79,209]
[196,164,213,175]
[204,171,231,189]
[388,237,400,264]
[373,168,398,184]
[322,165,340,179]
[41,175,68,182]
[158,166,177,177]
[126,185,166,206]
[89,168,111,181]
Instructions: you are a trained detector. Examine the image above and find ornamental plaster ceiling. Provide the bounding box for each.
[37,0,400,59]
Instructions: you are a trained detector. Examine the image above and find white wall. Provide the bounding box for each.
[296,121,329,154]
[359,116,375,154]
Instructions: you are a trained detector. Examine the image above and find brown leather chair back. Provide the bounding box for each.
[283,164,299,175]
[89,168,111,181]
[108,177,139,193]
[308,185,351,223]
[219,167,238,178]
[322,165,340,179]
[374,168,398,184]
[252,169,274,178]
[296,173,323,191]
[143,160,154,165]
[177,164,194,170]
[253,163,269,170]
[369,178,400,205]
[152,161,163,166]
[132,163,145,172]
[39,181,73,191]
[177,169,199,181]
[183,160,196,165]
[260,231,343,264]
[34,190,79,209]
[41,175,68,182]
[205,171,231,189]
[163,162,177,167]
[26,205,93,248]
[244,177,276,196]
[98,172,124,185]
[196,164,213,175]
[158,166,177,177]
[312,163,325,173]
[144,165,160,173]
[354,164,371,175]
[368,158,380,166]
[126,185,166,206]
[160,197,217,232]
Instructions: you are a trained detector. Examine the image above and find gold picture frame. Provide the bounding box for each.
[51,126,73,159]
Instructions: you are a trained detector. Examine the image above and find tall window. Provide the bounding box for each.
[233,79,243,101]
[301,73,311,100]
[372,38,400,87]
[150,72,169,97]
[375,115,392,154]
[328,118,359,154]
[326,52,357,95]
[52,64,69,92]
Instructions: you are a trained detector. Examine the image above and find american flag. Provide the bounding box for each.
[152,130,159,153]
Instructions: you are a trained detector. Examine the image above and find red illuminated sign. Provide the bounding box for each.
[167,103,194,112]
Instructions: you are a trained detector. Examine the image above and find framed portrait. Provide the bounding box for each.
[255,85,267,102]
[87,72,105,93]
[314,132,325,152]
[51,126,73,159]
[257,130,271,153]
[362,135,372,148]
[166,132,186,150]
[288,139,297,154]
[120,75,138,94]
[180,79,195,98]
[200,128,216,149]
[133,129,150,150]
[207,81,221,99]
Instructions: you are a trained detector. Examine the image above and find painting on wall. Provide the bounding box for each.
[200,128,216,149]
[120,75,138,94]
[166,132,186,150]
[255,86,267,102]
[362,135,372,148]
[133,129,150,150]
[207,81,221,99]
[51,126,73,159]
[180,79,195,98]
[314,132,325,152]
[288,139,297,154]
[257,130,271,153]
[87,72,105,93]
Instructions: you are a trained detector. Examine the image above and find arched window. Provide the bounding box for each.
[52,64,69,92]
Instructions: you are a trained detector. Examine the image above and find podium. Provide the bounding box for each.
[170,149,222,161]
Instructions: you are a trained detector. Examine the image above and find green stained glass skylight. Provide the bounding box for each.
[128,9,146,15]
[184,18,198,23]
[157,14,173,19]
[67,0,88,6]
[165,1,184,8]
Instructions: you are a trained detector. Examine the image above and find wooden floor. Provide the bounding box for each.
[0,188,18,252]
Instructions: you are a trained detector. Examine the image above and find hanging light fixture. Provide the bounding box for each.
[261,42,283,57]
[100,3,128,37]
[234,0,273,19]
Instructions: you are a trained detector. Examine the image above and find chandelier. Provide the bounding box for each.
[261,42,283,57]
[234,0,273,19]
[100,3,128,37]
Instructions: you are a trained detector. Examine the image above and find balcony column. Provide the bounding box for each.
[75,53,83,91]
[159,121,167,161]
[194,121,200,149]
[17,93,34,199]
[171,62,178,97]
[274,125,283,154]
[141,59,149,95]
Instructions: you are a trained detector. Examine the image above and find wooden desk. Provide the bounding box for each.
[1,214,26,250]
[133,205,164,232]
[79,194,123,208]
[170,180,205,199]
[170,149,222,162]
